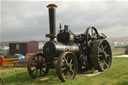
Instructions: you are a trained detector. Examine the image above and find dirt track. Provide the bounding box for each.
[0,67,26,74]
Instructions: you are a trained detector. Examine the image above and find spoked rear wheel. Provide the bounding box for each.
[27,53,49,79]
[90,39,112,71]
[56,52,78,82]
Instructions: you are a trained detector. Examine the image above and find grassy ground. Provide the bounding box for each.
[0,48,128,85]
[112,48,125,56]
[0,57,128,85]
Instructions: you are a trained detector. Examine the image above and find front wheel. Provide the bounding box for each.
[56,52,78,82]
[27,53,49,79]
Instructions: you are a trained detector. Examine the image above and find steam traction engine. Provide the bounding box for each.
[27,4,112,82]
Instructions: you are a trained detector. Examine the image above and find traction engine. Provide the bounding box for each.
[27,4,112,82]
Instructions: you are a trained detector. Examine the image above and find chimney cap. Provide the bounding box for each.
[47,4,57,8]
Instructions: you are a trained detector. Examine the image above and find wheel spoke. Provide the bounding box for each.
[98,54,102,57]
[31,62,36,67]
[98,47,103,52]
[91,28,93,36]
[88,33,91,37]
[39,56,42,63]
[37,56,39,63]
[35,69,38,76]
[65,72,68,80]
[100,44,104,50]
[41,57,44,64]
[43,69,46,72]
[103,45,107,51]
[33,57,38,63]
[40,69,42,76]
[69,59,72,64]
[94,34,98,39]
[70,66,74,73]
[88,39,92,46]
[67,72,71,79]
[66,56,69,62]
[104,51,110,59]
[32,68,37,72]
[106,52,110,57]
[61,67,66,71]
[64,56,68,64]
[99,61,104,68]
[104,61,109,68]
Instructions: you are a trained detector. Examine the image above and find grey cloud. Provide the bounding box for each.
[1,1,128,42]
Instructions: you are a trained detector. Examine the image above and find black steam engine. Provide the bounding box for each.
[27,4,112,82]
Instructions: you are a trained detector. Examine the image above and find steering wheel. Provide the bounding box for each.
[85,26,99,48]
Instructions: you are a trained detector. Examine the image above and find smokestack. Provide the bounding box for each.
[46,4,57,40]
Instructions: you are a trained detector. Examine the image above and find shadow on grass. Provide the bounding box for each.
[3,69,62,85]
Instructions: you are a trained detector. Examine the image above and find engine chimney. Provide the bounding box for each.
[46,4,57,41]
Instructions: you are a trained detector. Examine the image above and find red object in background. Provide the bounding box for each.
[0,56,4,66]
[27,41,38,53]
[9,41,38,56]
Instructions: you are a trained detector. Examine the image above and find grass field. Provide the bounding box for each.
[0,48,128,85]
[112,48,125,56]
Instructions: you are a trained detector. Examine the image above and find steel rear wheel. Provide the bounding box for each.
[56,52,78,82]
[27,53,49,79]
[90,39,112,71]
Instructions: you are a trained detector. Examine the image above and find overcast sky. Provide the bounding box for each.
[1,1,128,42]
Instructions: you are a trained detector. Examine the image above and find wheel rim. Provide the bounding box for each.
[27,53,49,79]
[56,52,78,82]
[85,27,99,48]
[91,39,112,71]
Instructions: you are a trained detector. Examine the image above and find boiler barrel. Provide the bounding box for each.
[43,41,79,61]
